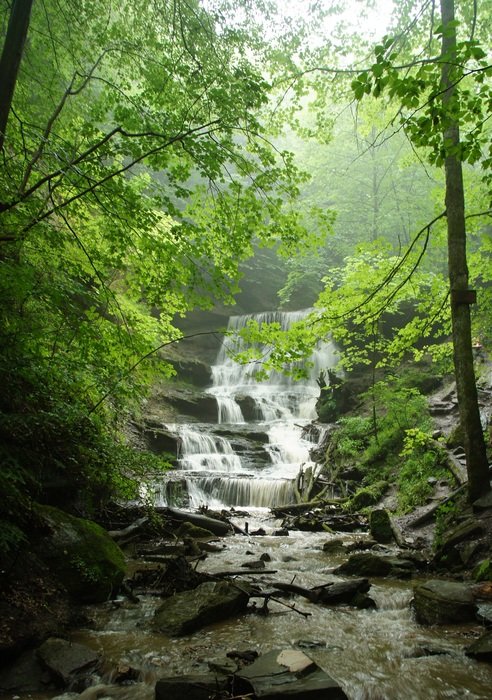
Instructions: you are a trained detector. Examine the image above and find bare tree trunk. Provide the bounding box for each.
[0,0,34,151]
[440,0,490,502]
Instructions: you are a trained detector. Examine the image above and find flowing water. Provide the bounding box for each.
[12,311,492,699]
[158,310,337,509]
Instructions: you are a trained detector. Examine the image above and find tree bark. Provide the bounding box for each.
[0,0,34,151]
[440,0,490,502]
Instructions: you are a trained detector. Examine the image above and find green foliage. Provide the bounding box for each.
[362,379,433,464]
[397,429,450,512]
[328,416,373,463]
[346,480,388,511]
[473,559,492,582]
[434,499,459,550]
[0,0,331,555]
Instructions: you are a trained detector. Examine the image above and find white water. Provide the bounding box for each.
[159,310,337,508]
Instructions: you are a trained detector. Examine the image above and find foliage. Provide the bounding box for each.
[433,499,460,550]
[327,416,373,464]
[346,480,388,511]
[0,0,333,555]
[397,428,450,513]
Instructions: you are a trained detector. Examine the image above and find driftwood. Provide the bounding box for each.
[407,483,467,529]
[158,506,232,536]
[271,577,370,605]
[108,516,149,542]
[271,498,346,517]
[212,569,278,577]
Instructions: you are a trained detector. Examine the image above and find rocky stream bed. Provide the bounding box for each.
[2,501,492,700]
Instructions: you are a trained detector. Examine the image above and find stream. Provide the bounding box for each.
[13,310,492,699]
[71,517,492,699]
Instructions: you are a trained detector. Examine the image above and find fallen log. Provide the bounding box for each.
[157,506,232,536]
[407,483,467,529]
[108,516,149,542]
[271,498,346,517]
[271,577,370,605]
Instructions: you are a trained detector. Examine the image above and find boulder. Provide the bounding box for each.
[155,674,228,700]
[36,637,100,687]
[36,505,126,603]
[333,553,416,579]
[235,649,348,699]
[465,631,492,662]
[153,580,249,636]
[433,519,484,568]
[413,580,477,625]
[369,509,394,544]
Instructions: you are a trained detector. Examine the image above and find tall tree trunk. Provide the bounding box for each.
[0,0,34,151]
[440,0,490,502]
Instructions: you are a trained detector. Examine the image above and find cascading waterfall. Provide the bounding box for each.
[160,310,337,509]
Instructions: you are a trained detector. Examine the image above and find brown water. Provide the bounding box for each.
[62,511,492,700]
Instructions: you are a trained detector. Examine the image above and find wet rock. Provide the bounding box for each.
[369,509,394,544]
[274,528,289,536]
[176,522,215,539]
[0,649,52,694]
[313,577,372,606]
[465,631,492,662]
[153,580,249,636]
[413,580,477,625]
[284,512,366,533]
[322,538,347,553]
[241,559,266,569]
[234,648,349,699]
[155,674,228,700]
[36,637,101,687]
[333,553,416,579]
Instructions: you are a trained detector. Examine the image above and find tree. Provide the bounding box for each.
[317,0,491,501]
[0,0,330,551]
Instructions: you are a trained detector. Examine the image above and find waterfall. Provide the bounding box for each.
[159,310,337,509]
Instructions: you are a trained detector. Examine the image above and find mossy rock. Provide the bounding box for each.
[177,521,215,539]
[369,509,394,544]
[36,505,126,603]
[473,559,492,582]
[348,481,387,511]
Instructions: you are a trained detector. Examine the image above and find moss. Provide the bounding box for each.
[36,504,126,603]
[347,481,388,511]
[473,559,492,582]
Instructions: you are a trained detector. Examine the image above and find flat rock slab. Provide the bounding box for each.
[466,631,492,662]
[413,580,477,625]
[334,553,416,579]
[235,648,348,699]
[155,673,228,700]
[36,637,100,685]
[154,580,249,636]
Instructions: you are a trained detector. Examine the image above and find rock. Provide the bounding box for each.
[235,648,348,699]
[176,522,215,539]
[0,649,50,694]
[36,505,126,603]
[473,490,492,511]
[313,578,373,606]
[36,637,100,687]
[322,539,347,553]
[153,580,249,636]
[413,580,477,625]
[473,559,492,582]
[155,674,228,700]
[369,509,394,544]
[333,553,416,579]
[433,519,484,569]
[465,631,492,662]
